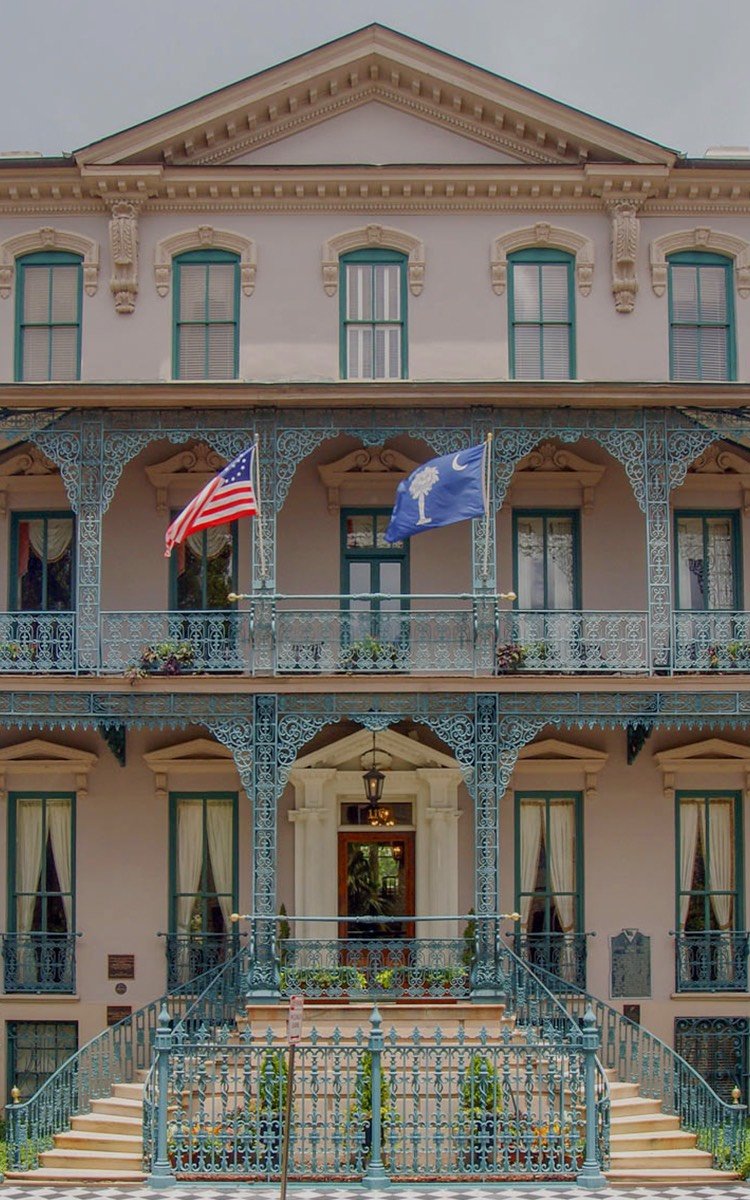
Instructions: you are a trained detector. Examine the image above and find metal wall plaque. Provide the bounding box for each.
[107,1005,132,1026]
[108,954,135,979]
[610,929,651,998]
[623,1003,641,1025]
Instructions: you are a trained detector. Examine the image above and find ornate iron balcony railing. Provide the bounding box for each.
[672,930,749,992]
[0,612,76,673]
[274,593,479,674]
[100,610,252,674]
[673,610,750,672]
[497,611,648,674]
[162,931,241,990]
[279,936,471,999]
[511,931,591,990]
[2,932,78,993]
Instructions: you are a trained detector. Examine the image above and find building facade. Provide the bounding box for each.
[0,25,748,1144]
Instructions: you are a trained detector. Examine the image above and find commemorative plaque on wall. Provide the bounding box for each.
[108,954,135,980]
[610,929,651,998]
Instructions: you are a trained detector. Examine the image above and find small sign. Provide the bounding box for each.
[114,982,128,995]
[610,930,651,998]
[107,1005,132,1026]
[108,954,135,980]
[623,1004,641,1025]
[287,995,304,1044]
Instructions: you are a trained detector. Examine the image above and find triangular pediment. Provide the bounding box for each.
[292,727,459,772]
[75,26,677,170]
[655,738,750,766]
[518,738,607,764]
[143,737,235,768]
[0,738,97,767]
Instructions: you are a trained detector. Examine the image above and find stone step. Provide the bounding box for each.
[609,1096,663,1117]
[3,1167,146,1184]
[111,1082,145,1100]
[607,1168,741,1185]
[607,1081,641,1099]
[54,1130,143,1153]
[609,1111,681,1133]
[609,1148,714,1169]
[71,1113,143,1135]
[38,1149,143,1172]
[90,1096,144,1118]
[610,1130,700,1151]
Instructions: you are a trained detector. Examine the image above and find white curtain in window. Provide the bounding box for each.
[679,800,701,929]
[708,523,734,609]
[547,519,575,607]
[707,800,734,929]
[15,799,43,933]
[206,801,233,931]
[28,519,73,563]
[519,802,543,929]
[47,799,72,932]
[548,802,576,933]
[176,801,204,935]
[184,525,230,561]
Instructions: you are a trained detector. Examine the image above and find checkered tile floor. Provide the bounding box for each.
[2,1188,748,1199]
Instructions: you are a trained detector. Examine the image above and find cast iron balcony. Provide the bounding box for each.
[511,931,591,990]
[0,612,76,673]
[497,610,649,674]
[100,610,252,674]
[162,931,241,990]
[673,930,749,992]
[673,611,750,672]
[2,932,78,993]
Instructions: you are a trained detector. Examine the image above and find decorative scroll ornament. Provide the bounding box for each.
[317,444,420,513]
[606,199,641,314]
[0,227,100,299]
[145,440,227,514]
[683,442,750,514]
[154,227,257,296]
[0,444,61,516]
[650,227,750,297]
[510,440,606,512]
[321,224,425,296]
[490,223,594,296]
[108,202,139,314]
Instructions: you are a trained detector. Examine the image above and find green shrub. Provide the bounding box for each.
[460,1053,502,1116]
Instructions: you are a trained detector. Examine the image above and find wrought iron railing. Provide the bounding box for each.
[5,946,249,1173]
[274,594,478,674]
[497,610,648,673]
[2,932,79,993]
[99,610,251,673]
[673,610,750,672]
[161,931,241,990]
[511,931,591,990]
[279,937,470,999]
[528,959,749,1173]
[672,930,749,993]
[0,611,76,673]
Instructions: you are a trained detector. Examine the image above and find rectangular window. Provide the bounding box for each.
[341,508,409,652]
[6,793,76,993]
[676,792,745,992]
[10,512,75,612]
[515,791,585,986]
[6,1021,77,1102]
[669,253,734,381]
[169,521,237,610]
[509,250,574,380]
[675,512,739,610]
[169,792,238,987]
[173,252,239,380]
[16,253,82,382]
[513,511,579,610]
[341,251,406,379]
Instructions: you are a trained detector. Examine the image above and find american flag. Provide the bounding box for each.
[164,444,258,557]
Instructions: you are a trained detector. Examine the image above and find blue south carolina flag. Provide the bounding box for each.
[384,443,487,543]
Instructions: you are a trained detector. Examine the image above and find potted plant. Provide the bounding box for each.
[127,640,196,680]
[339,635,402,671]
[457,1053,503,1169]
[495,642,527,673]
[0,641,38,666]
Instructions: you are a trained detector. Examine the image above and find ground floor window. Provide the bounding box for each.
[6,1020,77,1102]
[674,1016,748,1103]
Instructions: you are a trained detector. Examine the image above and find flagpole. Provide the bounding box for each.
[253,433,268,581]
[482,431,492,581]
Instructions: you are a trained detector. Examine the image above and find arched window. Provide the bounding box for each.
[172,249,240,380]
[15,252,82,382]
[668,251,735,381]
[340,248,407,380]
[507,248,575,380]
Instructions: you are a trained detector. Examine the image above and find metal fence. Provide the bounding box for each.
[497,610,649,673]
[99,610,252,673]
[673,931,749,993]
[2,932,79,993]
[0,612,76,672]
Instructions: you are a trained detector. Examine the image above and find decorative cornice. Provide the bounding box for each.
[0,227,99,299]
[509,440,606,511]
[153,226,257,296]
[321,223,425,295]
[490,222,594,295]
[0,737,97,803]
[650,227,750,297]
[317,444,420,512]
[145,441,226,513]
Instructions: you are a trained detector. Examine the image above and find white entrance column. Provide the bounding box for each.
[288,767,338,941]
[414,767,462,940]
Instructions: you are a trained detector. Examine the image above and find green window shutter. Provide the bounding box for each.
[668,252,735,381]
[508,249,575,380]
[173,250,239,380]
[340,249,407,379]
[16,253,82,382]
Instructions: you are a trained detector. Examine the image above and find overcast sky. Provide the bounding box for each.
[2,0,749,159]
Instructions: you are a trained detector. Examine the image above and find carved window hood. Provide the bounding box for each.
[509,738,608,801]
[675,442,750,514]
[0,445,64,516]
[143,737,240,803]
[0,739,98,803]
[318,445,421,513]
[508,441,606,512]
[145,442,226,515]
[654,738,750,802]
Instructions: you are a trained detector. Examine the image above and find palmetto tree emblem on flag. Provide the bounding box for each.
[409,465,440,526]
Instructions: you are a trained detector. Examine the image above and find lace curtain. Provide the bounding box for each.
[205,800,233,931]
[15,799,43,934]
[177,524,231,575]
[519,803,543,928]
[17,519,73,578]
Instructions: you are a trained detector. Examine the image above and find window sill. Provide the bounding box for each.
[670,991,748,1001]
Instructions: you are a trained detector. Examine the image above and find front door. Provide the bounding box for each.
[338,832,415,939]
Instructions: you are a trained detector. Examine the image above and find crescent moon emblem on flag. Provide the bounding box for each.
[452,453,468,471]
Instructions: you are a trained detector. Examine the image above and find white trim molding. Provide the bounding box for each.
[153,227,257,297]
[0,738,98,804]
[509,737,608,802]
[490,223,594,296]
[143,737,240,803]
[0,228,100,299]
[654,737,750,803]
[321,224,425,296]
[650,228,750,297]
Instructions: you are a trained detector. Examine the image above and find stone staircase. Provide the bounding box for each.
[3,1003,741,1187]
